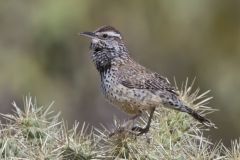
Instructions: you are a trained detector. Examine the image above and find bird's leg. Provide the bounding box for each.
[129,112,142,121]
[121,112,141,129]
[109,112,142,137]
[132,107,155,135]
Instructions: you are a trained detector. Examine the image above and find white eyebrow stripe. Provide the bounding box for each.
[102,31,121,39]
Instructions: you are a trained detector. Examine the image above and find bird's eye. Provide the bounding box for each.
[102,34,108,38]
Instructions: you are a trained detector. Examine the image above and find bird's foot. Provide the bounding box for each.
[109,125,148,137]
[131,126,150,136]
[109,120,135,137]
[109,126,125,137]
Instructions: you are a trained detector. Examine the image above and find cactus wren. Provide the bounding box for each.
[80,25,215,135]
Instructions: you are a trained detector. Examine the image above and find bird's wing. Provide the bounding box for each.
[118,62,178,95]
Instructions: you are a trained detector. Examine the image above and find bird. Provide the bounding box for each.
[80,25,215,135]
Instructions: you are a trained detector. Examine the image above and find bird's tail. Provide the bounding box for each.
[182,105,217,128]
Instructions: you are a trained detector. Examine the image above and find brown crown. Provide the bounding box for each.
[94,25,121,34]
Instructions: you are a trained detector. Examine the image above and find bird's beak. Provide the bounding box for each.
[79,32,96,39]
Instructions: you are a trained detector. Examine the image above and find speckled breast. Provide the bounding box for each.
[100,71,160,115]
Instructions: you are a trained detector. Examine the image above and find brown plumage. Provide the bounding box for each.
[80,25,216,135]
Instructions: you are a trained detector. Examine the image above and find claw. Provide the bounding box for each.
[131,126,150,135]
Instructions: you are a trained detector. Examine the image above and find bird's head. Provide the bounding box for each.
[80,25,127,54]
[80,26,128,72]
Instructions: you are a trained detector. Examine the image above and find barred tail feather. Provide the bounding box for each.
[183,106,217,129]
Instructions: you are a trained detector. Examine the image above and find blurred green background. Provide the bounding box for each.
[0,0,239,146]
